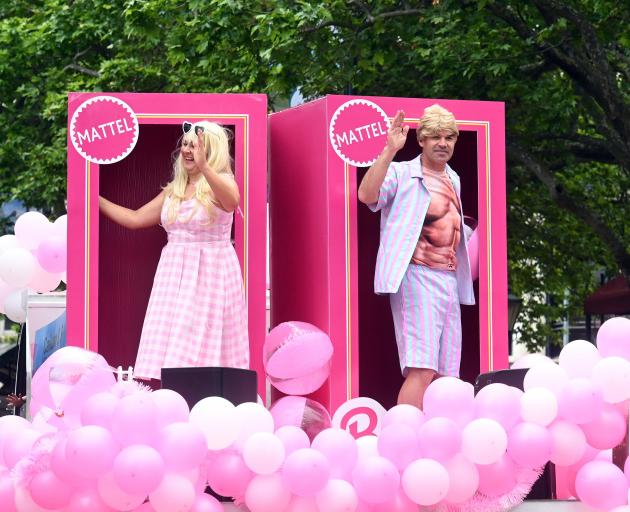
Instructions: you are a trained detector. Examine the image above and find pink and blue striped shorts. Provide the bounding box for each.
[389,264,461,377]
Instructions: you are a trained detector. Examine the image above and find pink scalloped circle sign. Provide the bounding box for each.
[70,95,139,164]
[329,99,390,167]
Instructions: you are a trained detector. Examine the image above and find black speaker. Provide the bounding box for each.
[160,366,258,408]
[474,368,556,500]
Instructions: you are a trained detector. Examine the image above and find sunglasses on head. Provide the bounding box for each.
[182,122,205,135]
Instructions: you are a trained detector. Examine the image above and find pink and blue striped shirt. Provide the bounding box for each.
[368,155,475,305]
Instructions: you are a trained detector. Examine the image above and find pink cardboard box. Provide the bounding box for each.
[270,95,507,411]
[67,93,267,397]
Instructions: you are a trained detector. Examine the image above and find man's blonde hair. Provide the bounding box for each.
[417,104,459,141]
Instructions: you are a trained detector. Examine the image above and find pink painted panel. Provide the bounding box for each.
[67,92,268,398]
[270,95,507,412]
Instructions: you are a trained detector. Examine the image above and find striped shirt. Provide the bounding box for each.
[368,155,475,304]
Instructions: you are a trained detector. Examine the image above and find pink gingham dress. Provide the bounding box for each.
[133,195,249,380]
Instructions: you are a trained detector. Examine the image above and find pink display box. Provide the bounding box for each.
[270,95,507,411]
[67,93,267,397]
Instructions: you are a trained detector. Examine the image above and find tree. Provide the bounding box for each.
[1,0,627,348]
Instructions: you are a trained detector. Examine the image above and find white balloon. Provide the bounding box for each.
[52,214,68,238]
[461,418,508,465]
[521,387,558,426]
[0,235,19,257]
[559,339,602,378]
[189,396,238,450]
[0,279,16,314]
[4,289,27,323]
[0,247,37,288]
[234,401,275,449]
[523,361,569,396]
[243,432,285,475]
[511,353,555,370]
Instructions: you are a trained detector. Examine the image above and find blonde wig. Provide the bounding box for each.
[163,121,233,223]
[417,104,459,141]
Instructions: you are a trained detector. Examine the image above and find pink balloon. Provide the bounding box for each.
[316,479,358,512]
[0,416,31,467]
[151,389,190,426]
[14,211,52,250]
[423,377,475,426]
[576,460,628,510]
[97,472,147,511]
[381,404,425,431]
[558,378,604,424]
[271,396,331,442]
[245,473,292,512]
[158,422,207,471]
[366,490,418,512]
[312,428,358,479]
[264,322,333,395]
[467,228,479,281]
[112,392,160,446]
[474,383,522,431]
[64,487,115,512]
[50,438,92,488]
[113,445,165,495]
[149,473,196,512]
[287,496,319,512]
[401,458,450,506]
[37,235,67,273]
[352,456,400,504]
[29,470,73,509]
[275,425,310,455]
[190,493,223,512]
[28,263,63,293]
[80,392,119,428]
[3,428,41,469]
[418,417,461,462]
[377,423,420,470]
[206,451,253,498]
[581,403,627,449]
[596,317,630,361]
[66,425,119,479]
[507,422,553,469]
[30,346,114,422]
[477,454,517,497]
[0,471,17,512]
[282,448,330,497]
[443,454,479,503]
[461,418,507,465]
[548,420,587,466]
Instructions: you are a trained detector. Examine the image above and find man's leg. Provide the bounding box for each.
[398,367,436,409]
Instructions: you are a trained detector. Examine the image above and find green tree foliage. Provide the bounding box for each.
[1,0,627,348]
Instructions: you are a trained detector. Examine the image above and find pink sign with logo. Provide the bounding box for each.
[66,92,268,398]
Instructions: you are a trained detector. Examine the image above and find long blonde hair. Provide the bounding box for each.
[163,121,233,223]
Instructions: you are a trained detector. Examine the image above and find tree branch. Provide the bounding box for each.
[508,142,630,278]
[63,50,101,77]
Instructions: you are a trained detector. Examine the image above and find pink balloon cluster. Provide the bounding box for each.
[2,317,630,512]
[0,211,67,322]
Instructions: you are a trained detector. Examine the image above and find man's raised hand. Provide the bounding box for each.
[387,110,409,152]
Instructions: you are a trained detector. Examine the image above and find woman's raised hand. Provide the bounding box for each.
[193,131,208,170]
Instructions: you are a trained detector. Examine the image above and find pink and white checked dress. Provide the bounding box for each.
[133,196,249,380]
